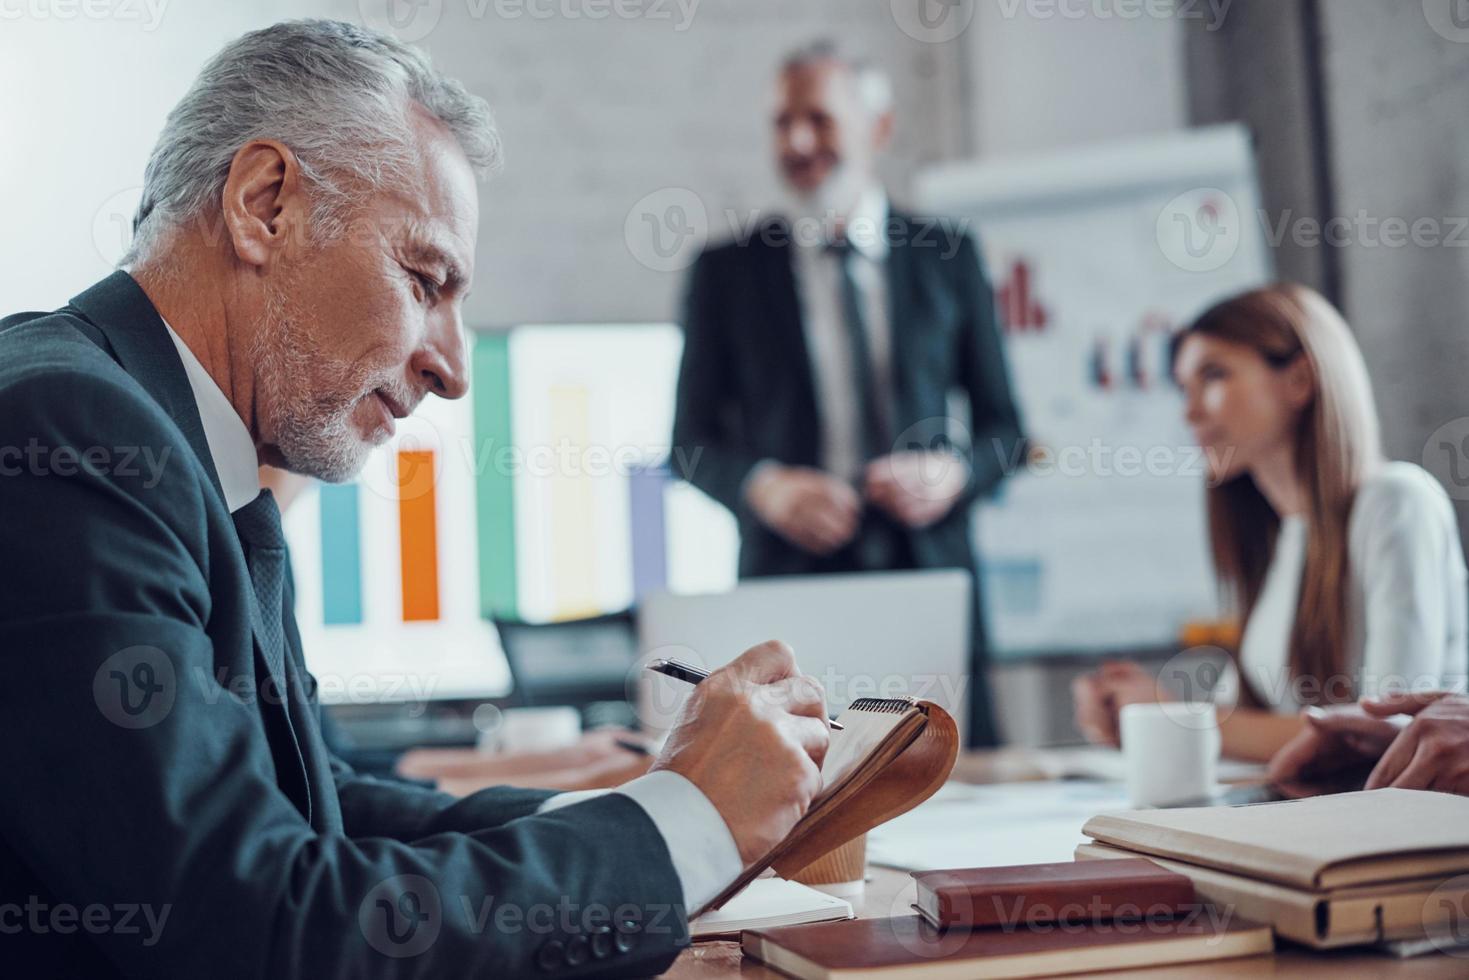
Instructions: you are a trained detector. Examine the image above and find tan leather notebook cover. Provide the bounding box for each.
[697,697,959,917]
[742,913,1273,979]
[1081,789,1469,891]
[1077,841,1469,949]
[911,858,1195,929]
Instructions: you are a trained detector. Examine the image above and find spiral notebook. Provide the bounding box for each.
[697,696,959,917]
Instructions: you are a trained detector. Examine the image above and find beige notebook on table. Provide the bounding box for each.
[1077,789,1469,948]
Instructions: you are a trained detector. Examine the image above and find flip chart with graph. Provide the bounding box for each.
[918,125,1272,656]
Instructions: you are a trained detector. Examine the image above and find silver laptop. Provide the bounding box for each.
[636,569,972,744]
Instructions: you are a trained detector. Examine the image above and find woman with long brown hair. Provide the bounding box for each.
[1073,283,1467,762]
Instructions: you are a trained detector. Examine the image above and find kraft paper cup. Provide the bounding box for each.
[791,833,867,895]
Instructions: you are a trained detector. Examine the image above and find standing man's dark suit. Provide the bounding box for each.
[672,212,1024,746]
[0,273,686,977]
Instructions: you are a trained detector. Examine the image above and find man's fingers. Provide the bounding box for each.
[809,507,857,542]
[1267,730,1322,784]
[1305,711,1401,741]
[1361,691,1450,717]
[782,715,831,769]
[767,674,829,719]
[1384,744,1439,791]
[727,640,799,683]
[1365,727,1421,790]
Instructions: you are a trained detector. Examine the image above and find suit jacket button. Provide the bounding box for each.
[536,939,566,972]
[566,934,591,966]
[590,926,614,960]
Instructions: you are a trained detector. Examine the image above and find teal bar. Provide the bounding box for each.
[319,481,363,625]
[473,333,518,619]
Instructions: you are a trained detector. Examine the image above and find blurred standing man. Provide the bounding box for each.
[672,41,1024,746]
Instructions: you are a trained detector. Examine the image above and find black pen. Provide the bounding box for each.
[645,658,844,730]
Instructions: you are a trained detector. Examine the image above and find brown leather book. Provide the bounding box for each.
[911,859,1196,930]
[742,913,1273,979]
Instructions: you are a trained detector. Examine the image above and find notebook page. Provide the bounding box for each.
[815,698,914,803]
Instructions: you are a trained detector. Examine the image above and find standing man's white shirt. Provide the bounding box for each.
[1235,461,1469,710]
[160,320,744,911]
[792,185,894,483]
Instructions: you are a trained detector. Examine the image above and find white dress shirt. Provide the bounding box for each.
[1232,461,1469,710]
[792,186,895,482]
[160,321,743,911]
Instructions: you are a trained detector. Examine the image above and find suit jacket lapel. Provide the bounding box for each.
[70,273,312,810]
[67,271,228,507]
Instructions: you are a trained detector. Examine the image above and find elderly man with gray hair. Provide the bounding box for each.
[0,20,829,978]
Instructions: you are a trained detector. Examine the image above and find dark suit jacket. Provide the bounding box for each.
[672,211,1025,579]
[0,272,686,977]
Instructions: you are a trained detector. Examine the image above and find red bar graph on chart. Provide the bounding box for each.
[997,258,1049,334]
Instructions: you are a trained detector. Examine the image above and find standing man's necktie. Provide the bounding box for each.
[827,239,902,570]
[232,489,288,677]
[827,239,892,468]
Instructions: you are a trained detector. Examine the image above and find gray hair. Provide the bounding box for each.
[126,19,499,265]
[781,39,895,117]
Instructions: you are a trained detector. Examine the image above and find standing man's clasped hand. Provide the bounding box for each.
[745,450,969,557]
[651,640,832,865]
[863,449,968,529]
[745,464,862,556]
[1268,692,1469,796]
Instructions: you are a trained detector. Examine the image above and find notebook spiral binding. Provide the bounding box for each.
[848,696,918,714]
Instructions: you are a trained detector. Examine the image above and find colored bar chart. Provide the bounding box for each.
[397,449,441,622]
[318,482,363,625]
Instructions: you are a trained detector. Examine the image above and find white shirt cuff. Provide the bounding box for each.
[535,770,744,911]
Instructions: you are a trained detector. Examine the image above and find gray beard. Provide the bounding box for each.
[251,287,376,484]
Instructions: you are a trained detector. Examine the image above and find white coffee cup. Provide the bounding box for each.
[1119,702,1220,807]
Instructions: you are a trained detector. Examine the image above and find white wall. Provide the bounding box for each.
[0,0,970,328]
[966,0,1189,157]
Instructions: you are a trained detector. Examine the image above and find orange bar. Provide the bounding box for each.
[397,450,441,622]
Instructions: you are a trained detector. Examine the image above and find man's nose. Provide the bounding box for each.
[413,311,470,401]
[1183,390,1205,426]
[786,120,817,155]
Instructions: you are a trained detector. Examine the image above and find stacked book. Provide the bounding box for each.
[740,859,1273,978]
[1076,787,1469,949]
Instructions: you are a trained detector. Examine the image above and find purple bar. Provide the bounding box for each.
[629,465,669,599]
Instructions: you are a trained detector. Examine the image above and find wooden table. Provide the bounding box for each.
[663,749,1469,978]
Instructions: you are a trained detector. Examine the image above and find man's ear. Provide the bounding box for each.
[220,139,306,268]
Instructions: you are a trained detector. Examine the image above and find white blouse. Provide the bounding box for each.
[1234,462,1468,711]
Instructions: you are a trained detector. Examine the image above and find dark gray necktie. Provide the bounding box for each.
[826,240,891,466]
[827,240,902,570]
[232,489,287,675]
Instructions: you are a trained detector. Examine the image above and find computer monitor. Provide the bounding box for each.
[495,611,639,711]
[636,569,972,744]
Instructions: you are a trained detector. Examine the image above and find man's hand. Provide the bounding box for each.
[1266,704,1403,791]
[1071,660,1164,748]
[863,450,967,529]
[745,464,860,555]
[1360,692,1469,794]
[651,641,830,865]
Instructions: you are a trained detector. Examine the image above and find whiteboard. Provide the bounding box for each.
[916,125,1272,657]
